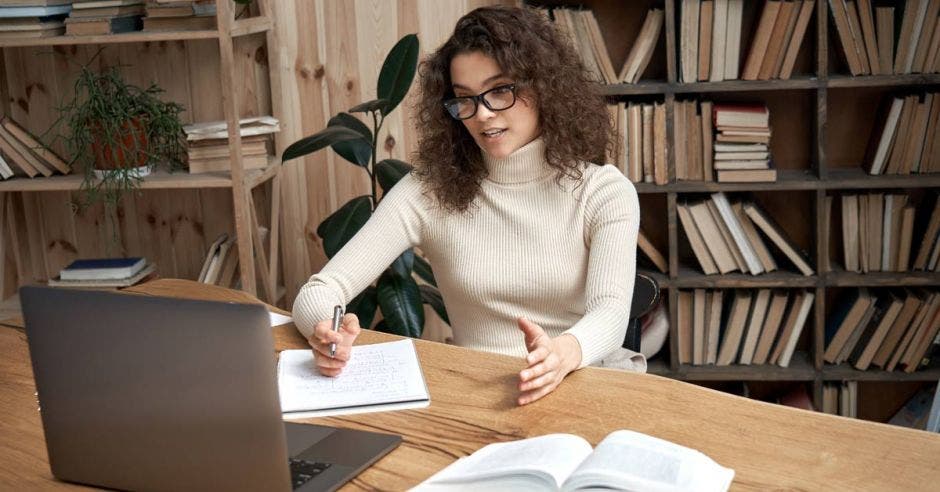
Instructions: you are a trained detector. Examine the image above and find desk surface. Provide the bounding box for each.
[2,279,939,491]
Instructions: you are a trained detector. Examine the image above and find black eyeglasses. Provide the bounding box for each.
[443,84,517,120]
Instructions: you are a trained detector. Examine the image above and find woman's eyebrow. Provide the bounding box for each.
[452,72,508,91]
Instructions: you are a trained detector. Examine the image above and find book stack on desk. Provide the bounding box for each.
[65,0,144,36]
[49,257,156,288]
[0,2,70,40]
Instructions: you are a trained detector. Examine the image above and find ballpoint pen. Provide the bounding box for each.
[329,305,343,357]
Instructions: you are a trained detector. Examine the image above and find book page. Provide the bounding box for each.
[562,430,734,492]
[278,339,429,416]
[412,434,593,491]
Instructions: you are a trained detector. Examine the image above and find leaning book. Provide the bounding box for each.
[278,339,430,418]
[412,431,734,492]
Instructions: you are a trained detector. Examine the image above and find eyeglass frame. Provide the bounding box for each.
[442,83,518,120]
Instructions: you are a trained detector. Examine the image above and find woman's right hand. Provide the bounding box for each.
[307,313,361,377]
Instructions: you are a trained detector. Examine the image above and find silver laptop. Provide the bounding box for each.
[20,285,401,492]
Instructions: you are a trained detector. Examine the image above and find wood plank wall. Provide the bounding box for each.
[0,0,516,321]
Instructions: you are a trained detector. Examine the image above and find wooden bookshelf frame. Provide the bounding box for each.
[537,0,940,408]
[0,1,285,304]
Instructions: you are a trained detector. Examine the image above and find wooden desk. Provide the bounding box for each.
[2,280,939,491]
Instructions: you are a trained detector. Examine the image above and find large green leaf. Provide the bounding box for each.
[413,255,437,287]
[375,159,413,192]
[419,284,449,325]
[376,270,424,338]
[377,34,419,116]
[390,249,415,279]
[282,126,363,162]
[316,196,372,258]
[328,113,373,167]
[346,286,378,329]
[349,98,389,114]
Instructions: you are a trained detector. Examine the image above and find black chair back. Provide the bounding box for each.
[622,273,660,352]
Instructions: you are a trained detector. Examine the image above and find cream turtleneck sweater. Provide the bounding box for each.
[292,138,643,369]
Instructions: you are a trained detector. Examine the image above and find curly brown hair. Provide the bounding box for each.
[412,6,613,213]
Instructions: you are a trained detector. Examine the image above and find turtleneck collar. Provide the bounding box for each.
[482,137,551,185]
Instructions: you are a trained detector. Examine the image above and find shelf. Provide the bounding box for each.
[671,267,817,288]
[601,77,819,97]
[823,168,940,189]
[649,352,816,381]
[633,170,820,193]
[0,158,279,192]
[0,30,220,48]
[822,361,940,382]
[0,16,272,48]
[825,270,940,287]
[826,74,940,89]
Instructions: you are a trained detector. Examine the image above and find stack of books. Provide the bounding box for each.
[0,116,70,179]
[739,0,815,81]
[0,2,70,40]
[835,192,931,273]
[198,233,239,286]
[142,0,216,32]
[549,7,664,84]
[677,192,813,276]
[49,257,156,288]
[830,0,940,76]
[824,288,940,373]
[712,103,775,182]
[866,92,940,175]
[65,0,144,35]
[183,116,278,174]
[675,288,815,367]
[612,101,667,184]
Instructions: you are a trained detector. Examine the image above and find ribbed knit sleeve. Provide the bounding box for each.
[563,165,641,368]
[291,175,426,338]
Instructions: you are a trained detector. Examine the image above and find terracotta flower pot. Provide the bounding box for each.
[90,118,149,172]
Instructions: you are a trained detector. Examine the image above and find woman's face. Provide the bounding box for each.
[449,51,540,159]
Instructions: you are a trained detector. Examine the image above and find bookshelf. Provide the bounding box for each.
[533,0,940,422]
[0,1,284,304]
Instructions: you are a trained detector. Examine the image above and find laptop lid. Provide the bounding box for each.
[20,286,292,492]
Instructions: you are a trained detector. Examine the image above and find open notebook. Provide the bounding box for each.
[411,431,734,492]
[278,339,430,418]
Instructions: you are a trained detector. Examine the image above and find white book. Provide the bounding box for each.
[869,98,903,174]
[278,339,430,418]
[0,5,71,17]
[0,152,13,179]
[777,291,815,367]
[414,430,734,492]
[711,192,764,274]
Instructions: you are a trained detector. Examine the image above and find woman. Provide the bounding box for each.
[292,6,641,405]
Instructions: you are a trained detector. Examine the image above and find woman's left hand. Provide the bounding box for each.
[516,318,582,405]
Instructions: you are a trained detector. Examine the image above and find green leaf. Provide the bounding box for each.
[376,270,424,338]
[346,286,378,329]
[377,34,419,116]
[419,284,449,325]
[316,196,372,258]
[413,255,437,287]
[328,113,373,167]
[349,98,389,114]
[282,126,363,162]
[390,249,415,279]
[375,159,413,192]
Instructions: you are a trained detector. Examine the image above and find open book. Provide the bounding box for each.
[412,431,734,492]
[278,339,430,418]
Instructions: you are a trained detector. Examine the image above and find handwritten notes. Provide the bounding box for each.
[278,339,430,418]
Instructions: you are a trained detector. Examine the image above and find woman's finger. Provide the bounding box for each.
[518,382,556,406]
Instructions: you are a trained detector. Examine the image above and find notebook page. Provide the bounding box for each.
[278,339,429,415]
[562,430,734,492]
[412,434,593,490]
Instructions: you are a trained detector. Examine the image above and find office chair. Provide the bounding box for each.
[622,273,660,353]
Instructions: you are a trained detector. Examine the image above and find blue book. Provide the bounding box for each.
[59,257,146,281]
[0,5,71,18]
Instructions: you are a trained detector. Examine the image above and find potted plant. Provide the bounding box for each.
[282,34,448,338]
[57,65,187,212]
